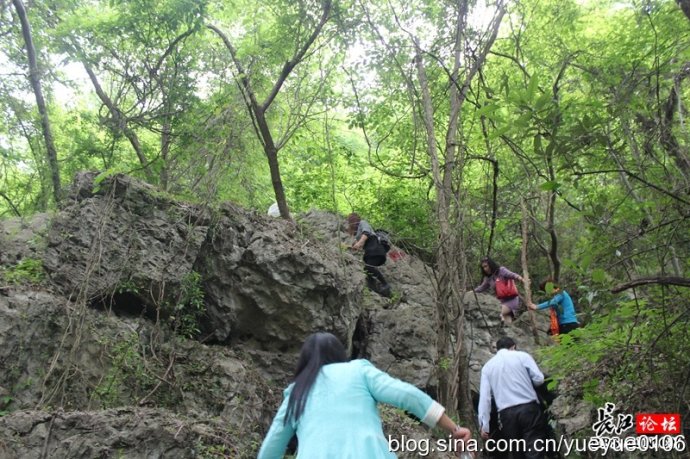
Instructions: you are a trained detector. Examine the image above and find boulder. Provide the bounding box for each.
[0,408,258,459]
[195,205,364,349]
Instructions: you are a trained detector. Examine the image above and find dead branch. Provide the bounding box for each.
[611,276,690,293]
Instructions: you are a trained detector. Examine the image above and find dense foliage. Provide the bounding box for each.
[2,0,689,439]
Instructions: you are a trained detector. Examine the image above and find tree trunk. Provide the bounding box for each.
[81,62,155,182]
[677,0,690,23]
[413,0,505,420]
[254,106,292,220]
[521,198,540,344]
[660,63,690,184]
[415,48,455,413]
[441,0,468,420]
[208,1,330,220]
[12,0,61,204]
[160,121,171,191]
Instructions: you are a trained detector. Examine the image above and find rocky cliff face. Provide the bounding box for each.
[0,173,575,458]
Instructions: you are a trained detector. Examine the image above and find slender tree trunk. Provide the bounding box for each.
[253,106,291,220]
[160,121,171,191]
[660,64,690,184]
[207,1,330,220]
[415,48,454,412]
[545,154,560,282]
[12,0,61,204]
[413,0,505,419]
[442,0,468,420]
[81,62,154,181]
[677,0,690,23]
[521,198,540,344]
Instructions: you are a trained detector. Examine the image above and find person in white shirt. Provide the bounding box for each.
[478,337,546,459]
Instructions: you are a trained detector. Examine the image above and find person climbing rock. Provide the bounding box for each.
[528,278,580,335]
[257,332,472,458]
[473,257,526,325]
[478,337,547,459]
[346,212,391,298]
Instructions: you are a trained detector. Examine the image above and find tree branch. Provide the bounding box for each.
[574,169,690,206]
[611,277,690,293]
[467,155,498,255]
[261,0,332,111]
[81,61,154,181]
[0,190,21,216]
[206,24,264,122]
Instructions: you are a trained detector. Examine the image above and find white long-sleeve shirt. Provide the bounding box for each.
[478,348,544,432]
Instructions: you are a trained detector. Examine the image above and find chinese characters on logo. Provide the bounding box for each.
[592,402,634,436]
[636,413,681,435]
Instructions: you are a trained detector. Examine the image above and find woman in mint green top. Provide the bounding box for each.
[258,332,471,458]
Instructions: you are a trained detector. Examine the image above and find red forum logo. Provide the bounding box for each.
[635,414,681,435]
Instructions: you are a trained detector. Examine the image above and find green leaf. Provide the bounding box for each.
[527,73,539,102]
[534,93,552,110]
[592,268,606,283]
[489,125,511,139]
[534,134,543,154]
[540,181,560,191]
[516,113,532,128]
[580,254,593,271]
[476,103,500,119]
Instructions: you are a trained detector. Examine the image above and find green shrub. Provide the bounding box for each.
[2,258,45,284]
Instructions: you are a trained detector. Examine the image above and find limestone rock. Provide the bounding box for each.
[0,174,588,458]
[0,408,257,459]
[43,172,210,307]
[195,205,364,349]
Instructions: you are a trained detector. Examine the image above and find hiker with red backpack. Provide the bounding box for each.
[346,212,392,298]
[473,257,526,325]
[528,278,580,335]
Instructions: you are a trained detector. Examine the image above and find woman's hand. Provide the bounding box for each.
[352,233,368,251]
[453,426,471,443]
[452,427,473,458]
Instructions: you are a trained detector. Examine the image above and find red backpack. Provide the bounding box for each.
[495,277,519,299]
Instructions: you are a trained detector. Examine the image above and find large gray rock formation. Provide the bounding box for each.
[0,173,564,458]
[0,288,273,430]
[40,174,365,360]
[194,204,363,351]
[0,408,250,459]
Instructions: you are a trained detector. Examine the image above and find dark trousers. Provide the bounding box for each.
[498,402,546,459]
[364,264,391,297]
[559,322,579,334]
[364,264,386,285]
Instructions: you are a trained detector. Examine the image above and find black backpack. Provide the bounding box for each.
[374,229,391,253]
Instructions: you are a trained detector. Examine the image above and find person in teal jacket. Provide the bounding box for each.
[528,279,580,334]
[258,332,472,458]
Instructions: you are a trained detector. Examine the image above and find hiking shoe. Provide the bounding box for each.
[378,284,392,298]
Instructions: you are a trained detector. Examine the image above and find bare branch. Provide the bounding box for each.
[262,0,332,111]
[573,169,690,206]
[611,276,690,293]
[0,190,21,216]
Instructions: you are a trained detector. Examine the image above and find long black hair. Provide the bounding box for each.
[285,332,348,424]
[480,257,500,277]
